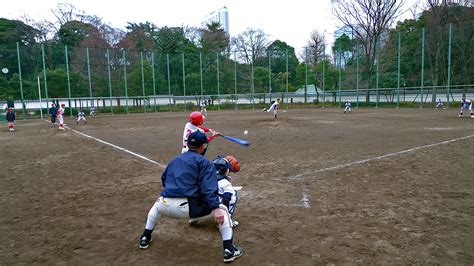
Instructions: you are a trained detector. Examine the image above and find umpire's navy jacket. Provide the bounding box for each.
[160,150,220,218]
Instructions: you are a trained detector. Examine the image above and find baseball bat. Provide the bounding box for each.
[218,134,251,146]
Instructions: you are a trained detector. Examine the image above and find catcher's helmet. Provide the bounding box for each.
[189,111,204,126]
[213,155,240,174]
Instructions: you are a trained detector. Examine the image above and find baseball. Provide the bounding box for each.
[244,130,248,135]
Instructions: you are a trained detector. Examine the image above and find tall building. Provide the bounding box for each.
[202,6,229,34]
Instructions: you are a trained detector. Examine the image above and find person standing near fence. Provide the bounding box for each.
[6,107,15,132]
[458,98,473,118]
[49,104,58,125]
[138,131,244,263]
[57,104,66,130]
[344,101,352,114]
[76,109,87,124]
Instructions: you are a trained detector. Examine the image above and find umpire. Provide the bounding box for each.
[138,131,243,263]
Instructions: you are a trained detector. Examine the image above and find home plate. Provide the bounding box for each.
[234,186,243,191]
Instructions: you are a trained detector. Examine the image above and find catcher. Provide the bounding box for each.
[189,155,241,227]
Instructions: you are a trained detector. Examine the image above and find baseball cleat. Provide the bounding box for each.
[223,245,243,263]
[138,235,152,249]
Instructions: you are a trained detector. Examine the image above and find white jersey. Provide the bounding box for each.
[77,111,87,123]
[267,101,279,112]
[218,178,237,215]
[181,122,205,153]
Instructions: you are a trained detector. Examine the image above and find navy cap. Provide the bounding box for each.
[187,131,209,148]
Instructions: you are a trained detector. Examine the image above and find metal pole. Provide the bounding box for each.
[376,37,380,108]
[86,47,93,107]
[268,50,271,102]
[37,76,43,119]
[41,43,49,109]
[305,47,308,107]
[447,23,452,106]
[251,62,254,110]
[217,52,220,111]
[167,53,172,111]
[286,49,289,110]
[234,51,237,110]
[396,32,401,108]
[322,45,326,109]
[123,50,129,114]
[16,42,25,117]
[106,49,113,114]
[182,53,186,112]
[420,28,425,108]
[151,52,157,112]
[141,51,146,113]
[65,45,72,116]
[356,50,360,108]
[200,52,203,100]
[338,43,342,108]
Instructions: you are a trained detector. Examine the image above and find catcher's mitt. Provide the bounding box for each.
[225,155,240,173]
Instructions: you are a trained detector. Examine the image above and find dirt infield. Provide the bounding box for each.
[1,107,473,264]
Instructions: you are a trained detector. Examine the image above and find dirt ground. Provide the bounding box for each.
[1,107,473,264]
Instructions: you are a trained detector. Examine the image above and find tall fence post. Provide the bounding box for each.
[151,52,157,113]
[375,37,380,108]
[234,51,238,110]
[86,47,93,108]
[41,43,49,110]
[396,32,401,108]
[167,53,172,111]
[447,23,452,106]
[286,49,289,110]
[141,51,146,113]
[65,45,72,116]
[122,49,129,114]
[322,45,326,109]
[106,49,113,114]
[16,42,25,117]
[420,27,425,108]
[217,52,220,111]
[268,50,272,103]
[182,53,186,112]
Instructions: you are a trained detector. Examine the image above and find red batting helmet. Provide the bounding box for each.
[188,111,204,126]
[8,107,13,111]
[61,103,65,107]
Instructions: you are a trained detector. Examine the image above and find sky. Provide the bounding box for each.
[0,0,419,53]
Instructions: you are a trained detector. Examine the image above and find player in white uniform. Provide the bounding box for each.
[57,104,66,130]
[182,111,219,153]
[76,110,87,124]
[435,98,445,109]
[458,98,473,118]
[262,98,280,119]
[344,101,352,114]
[200,100,207,117]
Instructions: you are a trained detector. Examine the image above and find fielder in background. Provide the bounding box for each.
[138,131,244,263]
[57,104,66,130]
[344,100,352,114]
[200,100,208,117]
[435,98,445,109]
[458,98,473,118]
[76,109,87,124]
[6,107,15,132]
[49,103,58,125]
[182,111,219,153]
[89,107,97,117]
[262,98,280,119]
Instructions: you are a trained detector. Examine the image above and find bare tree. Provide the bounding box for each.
[231,28,271,65]
[305,30,327,66]
[333,0,405,101]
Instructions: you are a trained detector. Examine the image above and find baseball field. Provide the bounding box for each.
[1,107,473,264]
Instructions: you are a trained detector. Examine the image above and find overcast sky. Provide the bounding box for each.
[1,0,419,52]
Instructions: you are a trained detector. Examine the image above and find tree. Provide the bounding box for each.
[306,30,326,65]
[231,28,271,65]
[200,21,230,54]
[332,34,352,69]
[333,0,405,101]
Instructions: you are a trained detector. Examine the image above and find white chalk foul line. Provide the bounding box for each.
[48,120,166,168]
[312,134,474,175]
